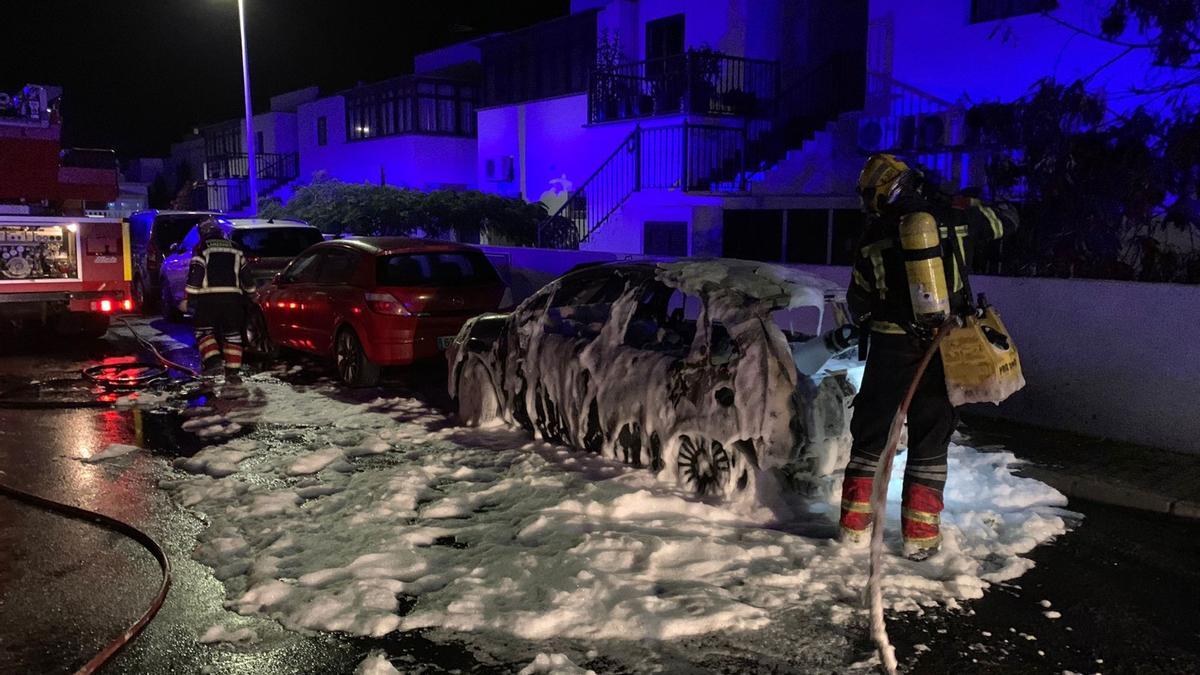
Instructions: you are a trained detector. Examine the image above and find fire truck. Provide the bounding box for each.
[0,84,130,337]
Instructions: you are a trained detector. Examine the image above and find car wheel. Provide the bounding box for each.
[456,357,500,427]
[132,275,150,313]
[677,434,732,498]
[160,280,182,322]
[335,327,380,388]
[245,308,279,360]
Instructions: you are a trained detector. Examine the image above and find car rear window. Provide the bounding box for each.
[153,214,210,249]
[232,227,323,257]
[376,252,498,287]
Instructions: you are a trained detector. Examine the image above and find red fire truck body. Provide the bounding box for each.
[0,84,129,336]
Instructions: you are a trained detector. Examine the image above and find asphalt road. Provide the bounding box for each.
[1,320,1197,674]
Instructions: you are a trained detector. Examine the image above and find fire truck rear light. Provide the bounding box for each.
[99,299,113,313]
[122,299,134,311]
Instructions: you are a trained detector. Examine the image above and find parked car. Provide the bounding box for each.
[248,237,508,387]
[158,218,323,320]
[446,259,863,502]
[127,209,218,310]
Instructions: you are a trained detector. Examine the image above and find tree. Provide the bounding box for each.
[258,174,546,246]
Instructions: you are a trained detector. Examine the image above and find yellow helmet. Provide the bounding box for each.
[857,154,910,213]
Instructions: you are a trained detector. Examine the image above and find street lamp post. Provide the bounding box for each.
[237,0,259,215]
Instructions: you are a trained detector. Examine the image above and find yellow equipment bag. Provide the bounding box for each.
[940,304,1025,406]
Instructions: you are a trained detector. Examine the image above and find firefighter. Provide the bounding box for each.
[183,219,254,383]
[840,154,1018,560]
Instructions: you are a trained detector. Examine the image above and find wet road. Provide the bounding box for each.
[1,320,1198,674]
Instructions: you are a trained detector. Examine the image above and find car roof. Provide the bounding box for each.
[220,218,314,229]
[326,237,485,256]
[559,258,845,308]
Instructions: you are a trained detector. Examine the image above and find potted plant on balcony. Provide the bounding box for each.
[593,31,625,122]
[686,45,722,114]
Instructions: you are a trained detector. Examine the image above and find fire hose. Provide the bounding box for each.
[0,316,191,671]
[0,481,172,675]
[867,321,954,675]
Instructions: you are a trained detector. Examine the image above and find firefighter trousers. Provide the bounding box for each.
[192,293,247,374]
[840,332,957,550]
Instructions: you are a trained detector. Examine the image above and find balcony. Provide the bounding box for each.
[588,51,779,124]
[204,153,298,181]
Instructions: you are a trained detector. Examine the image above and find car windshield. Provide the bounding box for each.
[232,227,323,257]
[376,252,498,287]
[153,214,210,249]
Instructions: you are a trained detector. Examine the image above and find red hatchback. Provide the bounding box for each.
[248,238,507,387]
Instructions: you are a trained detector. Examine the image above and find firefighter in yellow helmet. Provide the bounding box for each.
[840,154,1018,560]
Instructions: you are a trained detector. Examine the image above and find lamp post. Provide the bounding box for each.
[237,0,259,215]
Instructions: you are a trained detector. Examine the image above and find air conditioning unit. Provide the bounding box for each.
[485,156,514,182]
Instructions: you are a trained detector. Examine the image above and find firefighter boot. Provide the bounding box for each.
[839,476,874,547]
[901,482,943,561]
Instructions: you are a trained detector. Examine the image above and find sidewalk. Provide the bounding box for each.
[959,414,1200,520]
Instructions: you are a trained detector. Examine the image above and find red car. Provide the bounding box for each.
[248,237,507,387]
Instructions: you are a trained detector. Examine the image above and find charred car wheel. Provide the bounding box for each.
[677,435,732,497]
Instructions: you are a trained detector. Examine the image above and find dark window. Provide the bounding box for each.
[255,131,264,153]
[203,123,241,157]
[623,281,699,356]
[643,221,688,256]
[545,271,629,340]
[480,10,598,106]
[786,210,831,264]
[970,0,1052,23]
[281,252,323,284]
[722,209,783,262]
[232,227,323,258]
[315,250,360,284]
[152,214,211,250]
[316,116,328,146]
[645,14,685,61]
[375,252,499,287]
[345,77,478,141]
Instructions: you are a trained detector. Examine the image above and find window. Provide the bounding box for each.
[345,77,478,141]
[315,250,360,284]
[970,0,1053,23]
[316,116,327,146]
[623,281,700,357]
[545,271,629,340]
[643,221,688,256]
[232,227,323,258]
[375,252,499,287]
[281,252,322,284]
[480,10,597,106]
[255,131,265,153]
[645,14,685,61]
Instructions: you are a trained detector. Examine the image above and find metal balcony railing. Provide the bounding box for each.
[589,51,779,124]
[204,153,298,182]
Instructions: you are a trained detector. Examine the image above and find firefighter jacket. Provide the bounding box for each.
[847,192,1018,335]
[185,238,254,297]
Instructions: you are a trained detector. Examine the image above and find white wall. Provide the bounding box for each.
[869,0,1191,113]
[789,264,1200,454]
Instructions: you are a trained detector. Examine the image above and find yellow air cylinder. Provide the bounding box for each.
[899,211,950,325]
[941,306,1026,406]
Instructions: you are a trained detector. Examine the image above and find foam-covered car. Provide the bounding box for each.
[446,259,863,504]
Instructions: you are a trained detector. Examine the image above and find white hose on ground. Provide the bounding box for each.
[866,323,952,675]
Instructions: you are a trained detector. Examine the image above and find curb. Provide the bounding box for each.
[1017,466,1200,522]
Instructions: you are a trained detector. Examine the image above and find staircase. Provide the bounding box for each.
[201,153,299,214]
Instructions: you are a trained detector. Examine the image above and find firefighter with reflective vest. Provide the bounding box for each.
[840,154,1018,560]
[184,219,254,382]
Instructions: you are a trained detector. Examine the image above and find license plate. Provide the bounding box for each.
[437,335,455,350]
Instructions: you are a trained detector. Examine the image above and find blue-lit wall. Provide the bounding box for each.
[871,0,1192,113]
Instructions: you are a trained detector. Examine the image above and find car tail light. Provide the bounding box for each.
[365,292,411,316]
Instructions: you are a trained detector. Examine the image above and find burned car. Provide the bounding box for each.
[446,259,863,505]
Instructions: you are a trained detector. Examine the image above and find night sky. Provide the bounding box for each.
[4,1,568,159]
